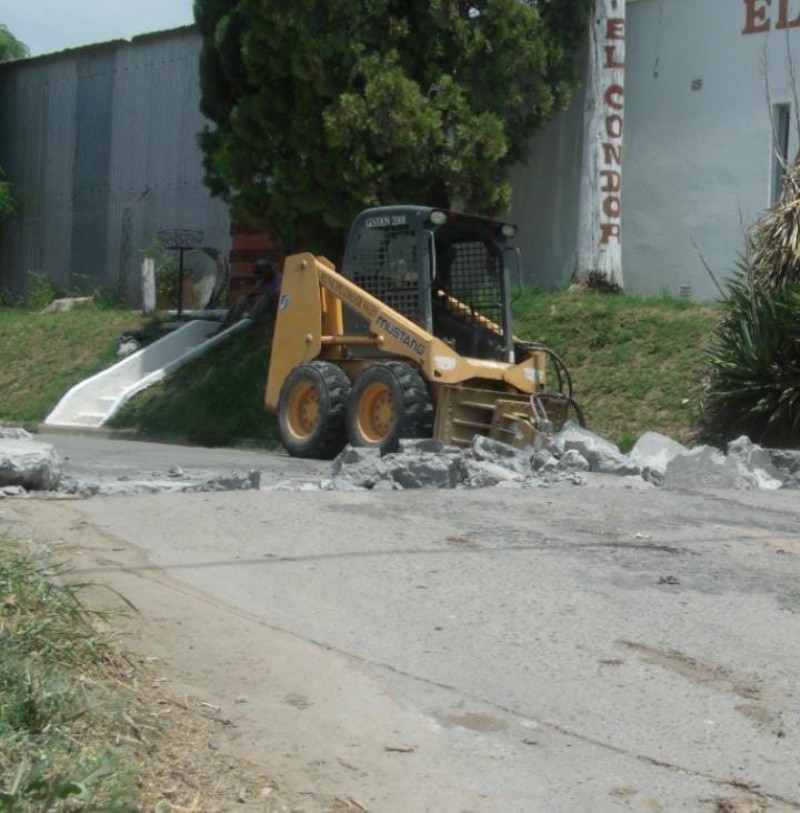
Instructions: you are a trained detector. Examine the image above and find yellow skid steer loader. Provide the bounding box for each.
[265,206,582,458]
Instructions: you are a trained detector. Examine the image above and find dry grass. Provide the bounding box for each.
[750,157,800,288]
[0,540,372,812]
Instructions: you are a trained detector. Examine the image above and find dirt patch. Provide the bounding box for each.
[618,641,762,701]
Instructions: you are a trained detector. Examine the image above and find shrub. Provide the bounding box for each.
[702,269,800,447]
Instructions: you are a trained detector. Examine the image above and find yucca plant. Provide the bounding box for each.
[702,150,800,447]
[702,267,800,446]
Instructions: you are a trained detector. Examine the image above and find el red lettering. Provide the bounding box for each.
[743,0,772,33]
[777,0,800,28]
[606,18,625,40]
[604,45,625,69]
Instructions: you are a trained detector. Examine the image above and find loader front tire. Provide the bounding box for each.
[346,362,433,454]
[277,362,351,459]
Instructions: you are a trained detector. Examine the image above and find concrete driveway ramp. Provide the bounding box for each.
[45,319,251,429]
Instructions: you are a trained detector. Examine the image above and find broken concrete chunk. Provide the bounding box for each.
[331,446,391,489]
[193,470,262,492]
[531,450,557,471]
[384,452,462,489]
[769,448,800,476]
[549,422,637,475]
[662,446,764,491]
[628,432,687,479]
[398,438,460,456]
[461,458,527,488]
[0,427,33,440]
[0,439,62,490]
[727,436,781,476]
[332,446,383,474]
[557,449,590,473]
[726,436,784,490]
[468,435,533,476]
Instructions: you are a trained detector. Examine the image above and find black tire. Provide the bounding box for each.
[346,361,434,453]
[277,361,351,459]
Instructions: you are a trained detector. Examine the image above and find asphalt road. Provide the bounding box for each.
[12,433,800,811]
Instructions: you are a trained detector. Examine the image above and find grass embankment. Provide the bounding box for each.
[0,294,720,449]
[513,290,720,448]
[108,321,276,446]
[112,294,718,449]
[0,308,148,426]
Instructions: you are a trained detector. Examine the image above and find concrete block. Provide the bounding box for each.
[468,435,533,476]
[628,431,687,478]
[769,448,800,476]
[662,446,764,491]
[0,439,62,490]
[549,422,637,475]
[398,438,460,456]
[0,427,33,440]
[384,453,463,489]
[461,458,528,488]
[331,446,391,489]
[557,449,590,473]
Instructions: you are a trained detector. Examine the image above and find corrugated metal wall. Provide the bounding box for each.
[0,27,231,303]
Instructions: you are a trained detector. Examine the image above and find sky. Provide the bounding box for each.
[0,0,195,57]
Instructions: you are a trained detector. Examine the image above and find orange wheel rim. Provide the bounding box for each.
[287,382,320,439]
[357,382,395,443]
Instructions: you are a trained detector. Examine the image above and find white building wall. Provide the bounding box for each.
[511,0,800,299]
[625,0,800,298]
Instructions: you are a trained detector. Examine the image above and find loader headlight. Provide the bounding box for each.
[429,210,447,226]
[501,224,517,238]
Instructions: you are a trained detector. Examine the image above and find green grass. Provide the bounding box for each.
[0,292,720,449]
[109,321,278,446]
[0,546,137,810]
[0,308,147,425]
[512,290,720,448]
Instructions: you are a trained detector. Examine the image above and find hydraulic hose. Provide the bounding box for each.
[515,341,585,427]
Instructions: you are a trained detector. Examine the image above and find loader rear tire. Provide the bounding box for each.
[346,362,433,454]
[277,361,351,459]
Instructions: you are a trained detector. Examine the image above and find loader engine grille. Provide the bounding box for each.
[350,223,420,324]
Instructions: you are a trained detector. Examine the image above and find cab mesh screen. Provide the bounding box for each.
[351,224,420,324]
[438,241,503,327]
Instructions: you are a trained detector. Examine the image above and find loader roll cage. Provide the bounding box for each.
[341,206,516,363]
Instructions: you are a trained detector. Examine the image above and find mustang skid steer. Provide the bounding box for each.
[265,205,583,459]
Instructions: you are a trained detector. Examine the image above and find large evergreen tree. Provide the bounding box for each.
[195,0,590,254]
[0,24,29,222]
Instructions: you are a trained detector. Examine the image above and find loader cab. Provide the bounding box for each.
[341,205,518,362]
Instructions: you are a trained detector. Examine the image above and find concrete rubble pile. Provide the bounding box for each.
[0,422,797,499]
[0,427,263,499]
[315,423,800,494]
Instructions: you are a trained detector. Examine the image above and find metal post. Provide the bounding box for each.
[157,228,204,319]
[177,248,185,318]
